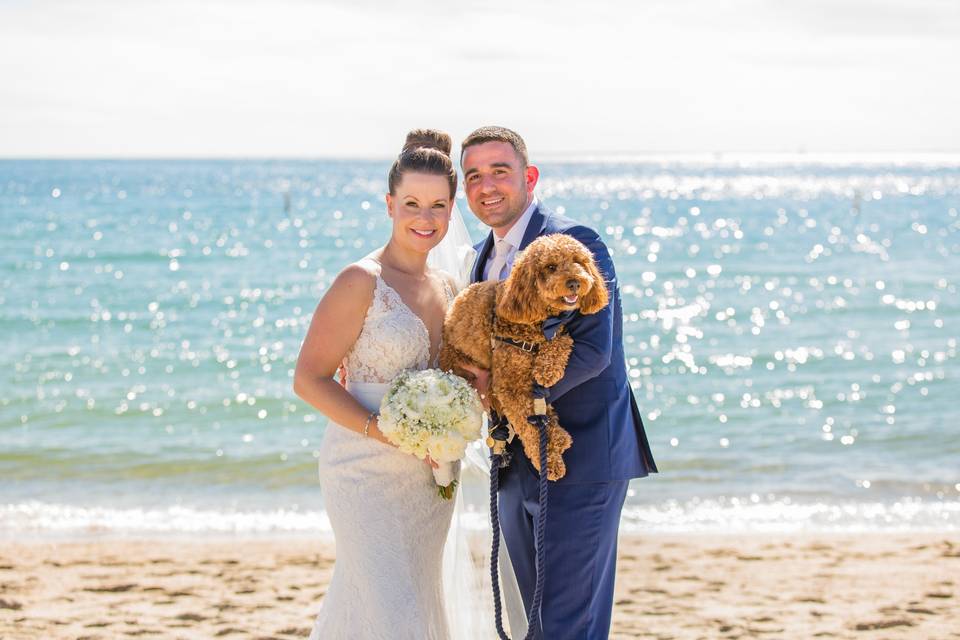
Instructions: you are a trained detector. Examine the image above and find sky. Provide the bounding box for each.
[1,0,958,158]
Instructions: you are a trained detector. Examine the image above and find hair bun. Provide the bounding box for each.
[402,129,452,157]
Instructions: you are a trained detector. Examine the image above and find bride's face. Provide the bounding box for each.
[385,172,452,254]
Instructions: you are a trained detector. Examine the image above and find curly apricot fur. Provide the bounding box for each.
[439,234,610,480]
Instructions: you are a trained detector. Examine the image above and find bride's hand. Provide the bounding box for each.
[366,415,397,448]
[458,363,491,412]
[366,417,432,465]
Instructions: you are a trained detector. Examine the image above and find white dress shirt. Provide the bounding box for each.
[482,197,539,281]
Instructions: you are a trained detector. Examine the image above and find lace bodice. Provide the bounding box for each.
[343,269,454,384]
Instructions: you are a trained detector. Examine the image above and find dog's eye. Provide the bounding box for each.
[545,264,557,273]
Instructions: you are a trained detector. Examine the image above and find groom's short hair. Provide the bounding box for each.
[461,126,528,167]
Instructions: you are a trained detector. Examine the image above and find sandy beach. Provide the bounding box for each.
[1,532,957,639]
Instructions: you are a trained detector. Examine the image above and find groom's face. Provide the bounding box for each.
[462,141,538,234]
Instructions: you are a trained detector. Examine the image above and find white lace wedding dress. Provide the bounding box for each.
[309,268,458,640]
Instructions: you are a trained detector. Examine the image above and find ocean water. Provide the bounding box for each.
[1,157,958,536]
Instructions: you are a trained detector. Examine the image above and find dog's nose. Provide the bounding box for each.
[566,279,580,292]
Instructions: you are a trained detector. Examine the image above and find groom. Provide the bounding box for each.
[461,126,658,640]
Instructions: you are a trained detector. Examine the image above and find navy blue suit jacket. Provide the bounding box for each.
[472,205,657,484]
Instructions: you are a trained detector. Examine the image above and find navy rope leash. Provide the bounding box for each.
[487,308,575,639]
[489,389,550,639]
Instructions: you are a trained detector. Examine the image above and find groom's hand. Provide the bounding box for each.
[459,363,491,412]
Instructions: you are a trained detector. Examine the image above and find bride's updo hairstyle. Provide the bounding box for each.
[387,129,458,199]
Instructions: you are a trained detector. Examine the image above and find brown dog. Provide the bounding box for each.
[439,234,609,480]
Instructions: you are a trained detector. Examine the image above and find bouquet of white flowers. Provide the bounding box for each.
[378,368,484,499]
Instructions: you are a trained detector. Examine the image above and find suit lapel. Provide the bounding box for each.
[518,205,548,251]
[471,232,495,283]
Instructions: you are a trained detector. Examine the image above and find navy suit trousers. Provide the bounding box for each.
[498,442,629,640]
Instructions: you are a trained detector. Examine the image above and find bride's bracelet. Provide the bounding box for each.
[363,412,376,437]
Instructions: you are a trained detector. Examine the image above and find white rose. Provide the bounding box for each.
[426,433,467,463]
[453,413,481,439]
[401,430,429,459]
[412,442,430,459]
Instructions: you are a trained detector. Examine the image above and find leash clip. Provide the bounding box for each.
[487,416,516,456]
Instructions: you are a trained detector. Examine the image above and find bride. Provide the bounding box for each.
[293,130,514,639]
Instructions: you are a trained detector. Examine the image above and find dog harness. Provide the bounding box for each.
[490,308,577,353]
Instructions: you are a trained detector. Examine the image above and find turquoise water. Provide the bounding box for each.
[2,158,958,535]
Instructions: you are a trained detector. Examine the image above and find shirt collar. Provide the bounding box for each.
[497,196,539,250]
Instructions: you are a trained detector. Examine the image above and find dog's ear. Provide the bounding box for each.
[579,253,609,315]
[497,249,548,325]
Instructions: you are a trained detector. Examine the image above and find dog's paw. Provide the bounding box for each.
[546,425,573,480]
[528,445,567,480]
[532,337,573,387]
[533,365,564,388]
[546,456,566,481]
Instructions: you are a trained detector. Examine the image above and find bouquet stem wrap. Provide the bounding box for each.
[433,462,458,499]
